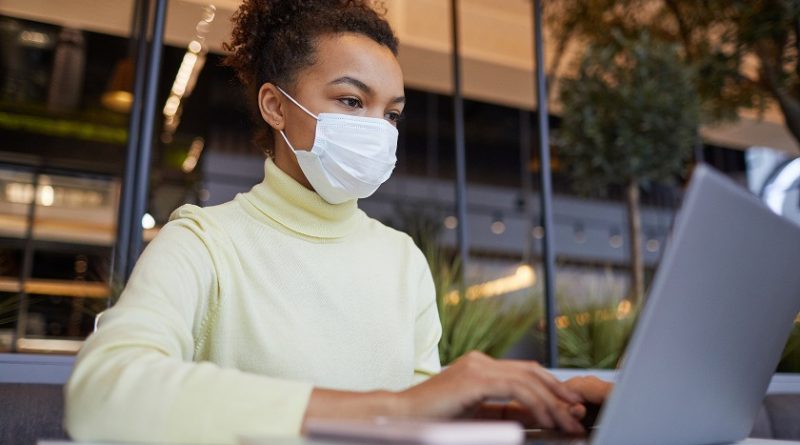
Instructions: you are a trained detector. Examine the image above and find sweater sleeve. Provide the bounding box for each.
[64,216,313,445]
[412,260,443,384]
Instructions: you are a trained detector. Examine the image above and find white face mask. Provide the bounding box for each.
[276,86,398,204]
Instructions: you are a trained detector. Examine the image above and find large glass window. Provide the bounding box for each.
[0,11,132,352]
[0,167,117,353]
[0,1,796,376]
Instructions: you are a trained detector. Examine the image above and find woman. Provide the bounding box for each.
[65,1,610,443]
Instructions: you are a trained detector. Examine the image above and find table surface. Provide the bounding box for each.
[37,438,800,445]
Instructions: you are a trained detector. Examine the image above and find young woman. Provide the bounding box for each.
[65,1,610,443]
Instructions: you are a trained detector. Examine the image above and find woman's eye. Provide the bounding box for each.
[386,111,403,124]
[338,97,362,109]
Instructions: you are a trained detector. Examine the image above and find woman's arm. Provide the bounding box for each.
[65,217,312,444]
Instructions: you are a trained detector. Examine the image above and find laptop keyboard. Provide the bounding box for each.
[525,430,590,445]
[529,439,588,445]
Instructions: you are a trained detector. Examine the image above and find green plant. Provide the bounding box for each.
[553,301,638,369]
[549,298,799,372]
[391,206,540,365]
[778,322,800,373]
[0,294,20,327]
[437,288,539,366]
[424,227,540,365]
[520,271,638,370]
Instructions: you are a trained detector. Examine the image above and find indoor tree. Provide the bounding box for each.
[557,31,699,304]
[547,0,800,145]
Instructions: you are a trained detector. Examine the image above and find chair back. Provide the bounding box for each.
[0,383,68,445]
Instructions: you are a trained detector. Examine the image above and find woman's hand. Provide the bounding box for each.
[397,351,586,434]
[564,376,613,405]
[302,353,614,436]
[468,375,613,431]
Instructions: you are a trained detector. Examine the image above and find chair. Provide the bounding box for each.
[0,383,69,445]
[750,394,800,440]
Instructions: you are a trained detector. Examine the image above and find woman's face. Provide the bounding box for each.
[258,32,405,189]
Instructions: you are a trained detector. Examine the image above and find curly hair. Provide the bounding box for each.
[223,0,399,157]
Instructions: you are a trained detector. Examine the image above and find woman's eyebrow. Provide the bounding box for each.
[328,76,405,104]
[329,76,373,95]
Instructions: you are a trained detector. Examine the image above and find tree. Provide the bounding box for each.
[547,0,800,146]
[557,32,699,304]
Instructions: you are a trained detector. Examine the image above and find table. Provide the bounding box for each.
[37,438,800,445]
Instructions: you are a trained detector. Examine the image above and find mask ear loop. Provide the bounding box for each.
[278,128,297,151]
[276,86,319,120]
[275,85,320,152]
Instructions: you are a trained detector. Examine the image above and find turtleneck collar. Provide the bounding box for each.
[237,158,363,239]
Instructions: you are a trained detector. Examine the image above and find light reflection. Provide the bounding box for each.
[6,182,35,204]
[20,30,50,46]
[3,182,106,208]
[141,213,156,230]
[182,137,205,173]
[39,185,55,206]
[445,265,536,305]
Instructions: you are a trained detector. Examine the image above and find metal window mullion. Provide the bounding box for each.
[533,0,558,368]
[126,0,168,280]
[113,0,152,293]
[450,0,470,281]
[13,172,40,350]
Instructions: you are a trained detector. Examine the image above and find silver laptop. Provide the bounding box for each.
[544,164,800,445]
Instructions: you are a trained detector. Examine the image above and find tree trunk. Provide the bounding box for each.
[626,180,645,305]
[772,91,800,148]
[754,38,800,148]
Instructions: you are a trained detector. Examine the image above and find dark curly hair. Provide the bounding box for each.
[223,0,399,157]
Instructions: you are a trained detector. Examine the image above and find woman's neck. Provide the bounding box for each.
[273,144,314,191]
[236,158,361,239]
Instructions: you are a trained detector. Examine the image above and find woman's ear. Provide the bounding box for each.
[257,83,285,131]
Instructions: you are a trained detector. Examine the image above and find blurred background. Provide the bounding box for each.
[0,0,797,373]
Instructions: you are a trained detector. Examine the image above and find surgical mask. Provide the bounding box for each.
[276,86,398,204]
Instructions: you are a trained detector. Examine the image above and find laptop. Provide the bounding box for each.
[535,164,800,445]
[254,164,800,445]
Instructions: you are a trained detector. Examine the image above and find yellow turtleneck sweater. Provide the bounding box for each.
[64,159,442,444]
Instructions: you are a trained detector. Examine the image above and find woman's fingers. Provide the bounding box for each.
[482,368,585,434]
[564,376,614,404]
[461,354,584,433]
[500,400,539,426]
[514,391,583,433]
[492,376,555,429]
[568,403,586,419]
[508,360,582,404]
[521,385,584,434]
[495,400,587,432]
